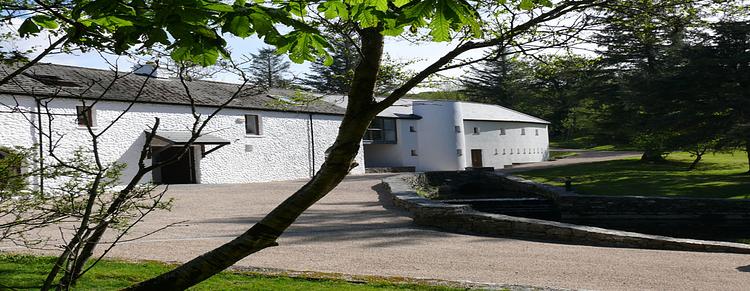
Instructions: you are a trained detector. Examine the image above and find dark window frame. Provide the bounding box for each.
[364,117,397,144]
[245,114,261,135]
[76,106,95,127]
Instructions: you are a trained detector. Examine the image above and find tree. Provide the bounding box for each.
[247,47,292,89]
[302,30,412,95]
[592,0,705,162]
[461,51,528,107]
[2,0,604,289]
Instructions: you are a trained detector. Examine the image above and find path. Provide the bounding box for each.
[2,174,749,290]
[498,150,642,173]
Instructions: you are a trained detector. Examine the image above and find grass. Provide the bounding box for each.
[517,151,750,199]
[0,253,468,291]
[550,137,637,151]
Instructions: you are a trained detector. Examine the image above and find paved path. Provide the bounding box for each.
[3,174,750,290]
[498,150,642,173]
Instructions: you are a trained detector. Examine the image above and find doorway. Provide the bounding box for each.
[470,149,483,167]
[153,147,196,184]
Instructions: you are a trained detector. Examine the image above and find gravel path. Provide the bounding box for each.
[3,174,749,290]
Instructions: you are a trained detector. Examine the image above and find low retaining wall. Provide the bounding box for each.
[384,174,750,254]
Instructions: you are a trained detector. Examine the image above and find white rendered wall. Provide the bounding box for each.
[362,119,419,168]
[463,120,549,168]
[412,101,464,171]
[0,94,364,186]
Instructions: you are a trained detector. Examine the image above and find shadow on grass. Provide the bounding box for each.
[518,158,750,199]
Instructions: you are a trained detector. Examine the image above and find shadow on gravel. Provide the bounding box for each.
[737,265,750,272]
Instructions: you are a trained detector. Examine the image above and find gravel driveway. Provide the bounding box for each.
[3,174,749,290]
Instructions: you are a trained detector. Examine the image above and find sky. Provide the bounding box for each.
[7,27,490,92]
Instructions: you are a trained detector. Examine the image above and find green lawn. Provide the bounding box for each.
[0,254,467,291]
[518,151,750,199]
[550,137,637,151]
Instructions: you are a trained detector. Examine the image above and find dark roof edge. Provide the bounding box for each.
[0,92,346,116]
[462,118,551,125]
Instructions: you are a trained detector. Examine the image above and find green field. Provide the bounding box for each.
[0,254,466,291]
[518,151,750,199]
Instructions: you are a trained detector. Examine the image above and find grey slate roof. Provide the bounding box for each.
[0,63,346,115]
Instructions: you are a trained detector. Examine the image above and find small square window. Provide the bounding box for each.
[455,126,461,133]
[502,149,506,155]
[76,106,95,127]
[535,129,539,136]
[411,149,418,156]
[245,114,260,135]
[473,127,480,135]
[410,126,416,132]
[521,128,526,135]
[500,128,506,135]
[457,149,463,156]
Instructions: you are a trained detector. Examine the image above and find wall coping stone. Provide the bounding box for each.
[383,173,750,254]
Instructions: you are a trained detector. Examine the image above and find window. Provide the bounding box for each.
[502,148,506,155]
[500,128,506,135]
[521,128,526,135]
[76,106,95,127]
[364,117,397,144]
[457,149,463,156]
[536,129,539,136]
[409,126,416,132]
[245,114,261,135]
[410,149,418,156]
[473,127,480,135]
[23,73,79,87]
[455,126,461,133]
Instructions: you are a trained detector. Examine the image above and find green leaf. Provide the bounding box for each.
[228,15,252,37]
[392,0,411,8]
[519,0,534,10]
[371,0,388,11]
[31,15,58,29]
[18,18,40,37]
[429,1,451,41]
[204,2,235,12]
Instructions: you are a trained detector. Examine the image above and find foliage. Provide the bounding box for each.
[0,146,29,194]
[405,90,467,101]
[301,30,413,95]
[0,253,467,291]
[246,47,292,89]
[517,151,750,199]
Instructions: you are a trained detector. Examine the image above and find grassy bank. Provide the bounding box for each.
[0,254,467,291]
[517,151,750,199]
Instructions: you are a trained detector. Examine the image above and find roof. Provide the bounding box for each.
[0,63,345,115]
[321,95,422,119]
[458,101,550,124]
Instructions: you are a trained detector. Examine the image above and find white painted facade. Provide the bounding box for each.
[362,99,550,171]
[0,94,365,186]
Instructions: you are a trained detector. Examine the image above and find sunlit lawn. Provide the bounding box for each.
[0,254,467,291]
[518,151,750,199]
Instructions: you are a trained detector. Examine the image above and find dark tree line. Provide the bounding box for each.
[461,1,750,171]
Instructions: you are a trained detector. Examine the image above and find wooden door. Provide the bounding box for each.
[470,149,483,167]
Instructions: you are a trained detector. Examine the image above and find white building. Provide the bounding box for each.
[0,63,364,185]
[0,63,549,185]
[358,98,550,171]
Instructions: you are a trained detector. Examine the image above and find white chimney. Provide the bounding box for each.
[133,62,158,78]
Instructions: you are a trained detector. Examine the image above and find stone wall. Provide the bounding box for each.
[384,174,750,254]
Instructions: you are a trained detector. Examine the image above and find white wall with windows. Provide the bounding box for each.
[359,99,550,171]
[0,94,364,186]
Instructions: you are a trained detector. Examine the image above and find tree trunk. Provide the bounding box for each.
[688,152,702,171]
[125,28,385,290]
[746,141,750,174]
[641,150,666,163]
